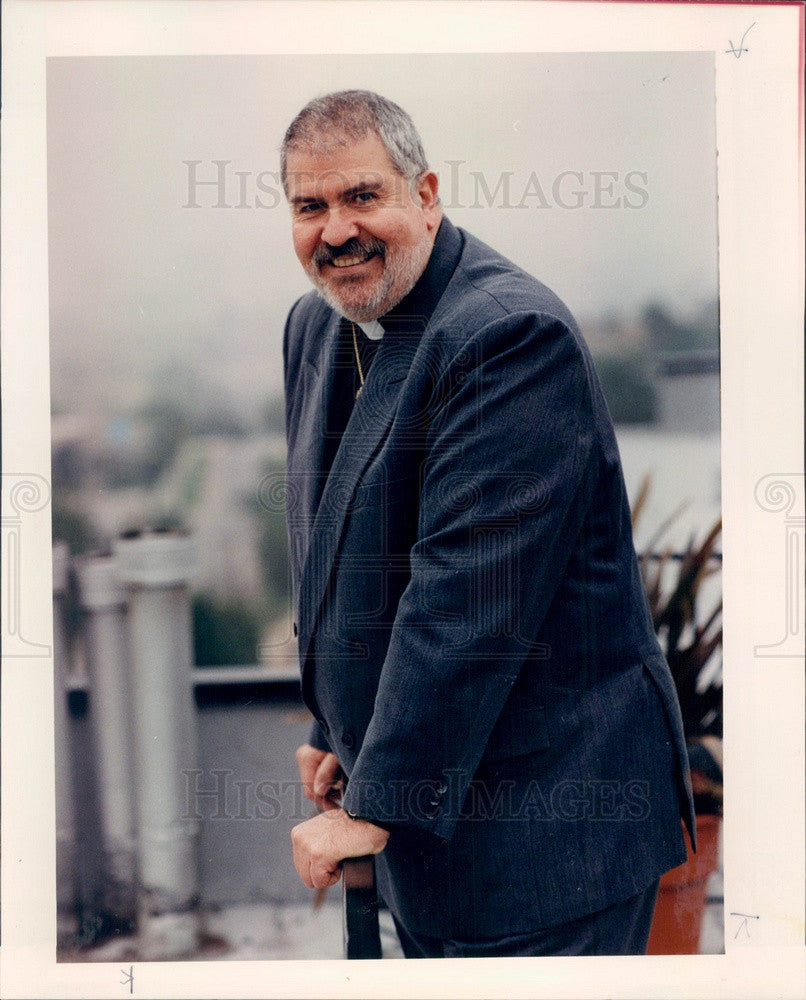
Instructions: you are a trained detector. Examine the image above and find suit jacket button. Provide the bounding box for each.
[341,730,356,749]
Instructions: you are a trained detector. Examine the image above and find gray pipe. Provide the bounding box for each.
[74,553,137,926]
[52,542,77,917]
[113,531,200,960]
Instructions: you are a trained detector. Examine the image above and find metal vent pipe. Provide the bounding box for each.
[113,531,201,960]
[74,553,137,927]
[52,542,77,917]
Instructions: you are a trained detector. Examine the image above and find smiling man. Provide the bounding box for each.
[287,131,439,324]
[280,90,694,957]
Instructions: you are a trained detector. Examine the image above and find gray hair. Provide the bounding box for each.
[280,90,430,193]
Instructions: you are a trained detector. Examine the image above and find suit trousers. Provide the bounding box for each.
[390,880,660,958]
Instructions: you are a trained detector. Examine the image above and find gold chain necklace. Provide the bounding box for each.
[351,322,365,399]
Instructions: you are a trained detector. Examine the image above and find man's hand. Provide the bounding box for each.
[291,808,390,889]
[296,744,342,812]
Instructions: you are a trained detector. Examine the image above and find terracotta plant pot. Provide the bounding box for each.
[646,814,721,954]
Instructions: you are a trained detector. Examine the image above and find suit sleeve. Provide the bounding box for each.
[340,311,601,840]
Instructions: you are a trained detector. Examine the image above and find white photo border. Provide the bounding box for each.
[2,2,803,998]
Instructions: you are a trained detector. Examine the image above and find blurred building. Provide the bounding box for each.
[656,350,720,435]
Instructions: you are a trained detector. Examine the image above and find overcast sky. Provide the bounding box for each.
[47,51,718,419]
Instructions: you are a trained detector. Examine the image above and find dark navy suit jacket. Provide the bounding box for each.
[283,218,694,939]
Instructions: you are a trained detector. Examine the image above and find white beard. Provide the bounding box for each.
[306,235,433,323]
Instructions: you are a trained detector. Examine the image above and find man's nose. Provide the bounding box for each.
[319,208,360,249]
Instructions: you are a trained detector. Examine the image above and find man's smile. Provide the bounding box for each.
[327,251,380,270]
[314,237,386,274]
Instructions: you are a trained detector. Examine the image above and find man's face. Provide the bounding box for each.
[286,132,441,323]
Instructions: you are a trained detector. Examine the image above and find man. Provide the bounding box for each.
[281,90,694,957]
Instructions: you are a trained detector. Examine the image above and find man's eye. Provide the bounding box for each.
[298,202,322,214]
[353,191,376,204]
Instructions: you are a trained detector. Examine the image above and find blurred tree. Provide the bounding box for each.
[592,352,658,425]
[194,408,248,438]
[138,401,191,486]
[249,458,292,623]
[192,594,262,667]
[643,301,718,354]
[151,510,187,533]
[261,395,286,436]
[52,504,101,556]
[51,441,87,493]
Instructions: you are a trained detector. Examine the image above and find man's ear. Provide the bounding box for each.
[416,170,441,228]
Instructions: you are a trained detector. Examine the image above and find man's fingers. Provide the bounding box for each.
[296,745,337,806]
[313,753,342,798]
[296,747,341,796]
[309,856,341,890]
[291,810,387,892]
[292,823,335,889]
[296,744,326,786]
[292,820,341,889]
[303,787,339,810]
[291,828,313,889]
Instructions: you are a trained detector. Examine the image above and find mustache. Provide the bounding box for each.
[312,236,386,269]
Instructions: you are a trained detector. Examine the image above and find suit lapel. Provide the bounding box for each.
[286,312,342,572]
[297,324,419,677]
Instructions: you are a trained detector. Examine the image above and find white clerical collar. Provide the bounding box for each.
[357,319,385,341]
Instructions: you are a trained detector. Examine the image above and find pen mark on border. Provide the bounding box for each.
[120,965,134,993]
[726,22,755,58]
[729,911,759,939]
